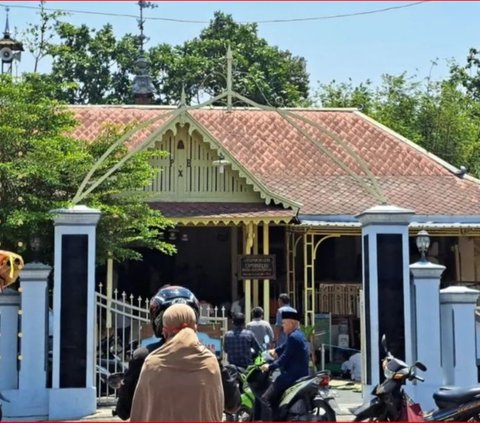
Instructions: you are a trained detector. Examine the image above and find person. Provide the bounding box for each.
[130,303,224,421]
[246,306,274,347]
[260,309,309,421]
[224,312,260,369]
[348,351,362,382]
[114,285,200,420]
[230,295,244,317]
[340,352,352,379]
[274,293,296,347]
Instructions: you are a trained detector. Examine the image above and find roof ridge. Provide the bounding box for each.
[69,104,358,112]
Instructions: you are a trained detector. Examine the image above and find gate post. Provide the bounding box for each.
[49,205,101,420]
[356,205,414,397]
[410,258,445,410]
[0,291,20,390]
[440,286,479,386]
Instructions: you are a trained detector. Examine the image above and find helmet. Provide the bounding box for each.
[149,285,200,338]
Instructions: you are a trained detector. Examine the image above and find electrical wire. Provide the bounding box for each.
[0,1,429,25]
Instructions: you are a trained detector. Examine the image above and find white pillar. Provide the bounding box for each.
[1,262,52,419]
[49,205,101,421]
[410,260,445,410]
[356,205,414,397]
[440,286,479,387]
[0,291,20,390]
[19,262,50,390]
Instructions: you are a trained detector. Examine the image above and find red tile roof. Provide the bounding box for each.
[70,105,480,218]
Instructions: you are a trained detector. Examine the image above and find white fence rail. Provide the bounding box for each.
[95,284,228,403]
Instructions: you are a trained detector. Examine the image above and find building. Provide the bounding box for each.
[71,101,480,352]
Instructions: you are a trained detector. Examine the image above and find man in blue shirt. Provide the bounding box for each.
[274,293,296,346]
[260,308,309,420]
[224,313,260,369]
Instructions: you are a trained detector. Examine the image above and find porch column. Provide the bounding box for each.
[356,205,414,396]
[243,222,255,322]
[440,286,479,386]
[263,223,270,320]
[253,225,259,308]
[410,259,445,410]
[49,205,101,420]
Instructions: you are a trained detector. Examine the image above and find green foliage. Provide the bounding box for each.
[24,11,309,106]
[0,75,174,264]
[314,63,480,179]
[166,12,310,106]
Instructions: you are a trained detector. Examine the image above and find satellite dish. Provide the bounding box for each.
[0,47,13,62]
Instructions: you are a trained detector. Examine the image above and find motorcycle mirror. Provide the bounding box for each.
[380,334,388,353]
[414,361,427,372]
[107,372,124,390]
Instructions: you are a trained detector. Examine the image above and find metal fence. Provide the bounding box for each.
[95,284,228,403]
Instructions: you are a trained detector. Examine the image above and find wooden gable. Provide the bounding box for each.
[146,122,261,203]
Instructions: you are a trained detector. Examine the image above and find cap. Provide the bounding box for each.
[281,309,300,321]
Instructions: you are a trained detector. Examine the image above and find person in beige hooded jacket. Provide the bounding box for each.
[130,303,224,421]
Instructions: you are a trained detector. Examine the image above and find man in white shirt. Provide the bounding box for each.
[246,306,274,347]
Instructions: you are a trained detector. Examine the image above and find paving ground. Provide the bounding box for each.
[72,379,363,422]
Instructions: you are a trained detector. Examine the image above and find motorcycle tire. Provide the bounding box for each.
[310,399,336,422]
[230,406,253,422]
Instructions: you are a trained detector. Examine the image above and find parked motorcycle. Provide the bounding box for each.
[353,334,480,422]
[96,334,127,396]
[0,392,10,421]
[244,349,337,421]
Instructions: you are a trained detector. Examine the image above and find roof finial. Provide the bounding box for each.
[132,1,157,104]
[4,7,10,38]
[179,84,186,108]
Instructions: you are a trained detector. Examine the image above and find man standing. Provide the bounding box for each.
[224,313,260,369]
[274,293,295,347]
[247,306,274,348]
[260,309,309,420]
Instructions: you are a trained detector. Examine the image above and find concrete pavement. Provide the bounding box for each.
[70,380,363,422]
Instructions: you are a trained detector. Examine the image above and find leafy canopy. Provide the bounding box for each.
[0,74,174,264]
[25,10,309,107]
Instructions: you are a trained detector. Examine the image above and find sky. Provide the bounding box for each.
[1,1,479,92]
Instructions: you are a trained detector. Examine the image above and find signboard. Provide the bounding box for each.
[238,255,276,280]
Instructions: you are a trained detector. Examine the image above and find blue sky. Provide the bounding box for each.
[1,1,479,91]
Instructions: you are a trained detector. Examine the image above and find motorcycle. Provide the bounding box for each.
[96,334,127,396]
[353,334,480,421]
[244,349,337,421]
[0,392,10,422]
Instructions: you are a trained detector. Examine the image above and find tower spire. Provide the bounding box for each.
[0,7,23,75]
[4,7,10,38]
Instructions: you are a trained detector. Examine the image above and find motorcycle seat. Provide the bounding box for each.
[433,385,480,408]
[294,375,313,384]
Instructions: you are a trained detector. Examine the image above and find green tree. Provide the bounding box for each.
[0,74,174,264]
[21,0,67,72]
[27,11,309,106]
[314,68,480,178]
[164,11,310,106]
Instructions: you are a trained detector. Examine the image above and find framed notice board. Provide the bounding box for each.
[238,255,276,280]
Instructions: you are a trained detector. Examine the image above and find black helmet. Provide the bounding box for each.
[149,285,200,337]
